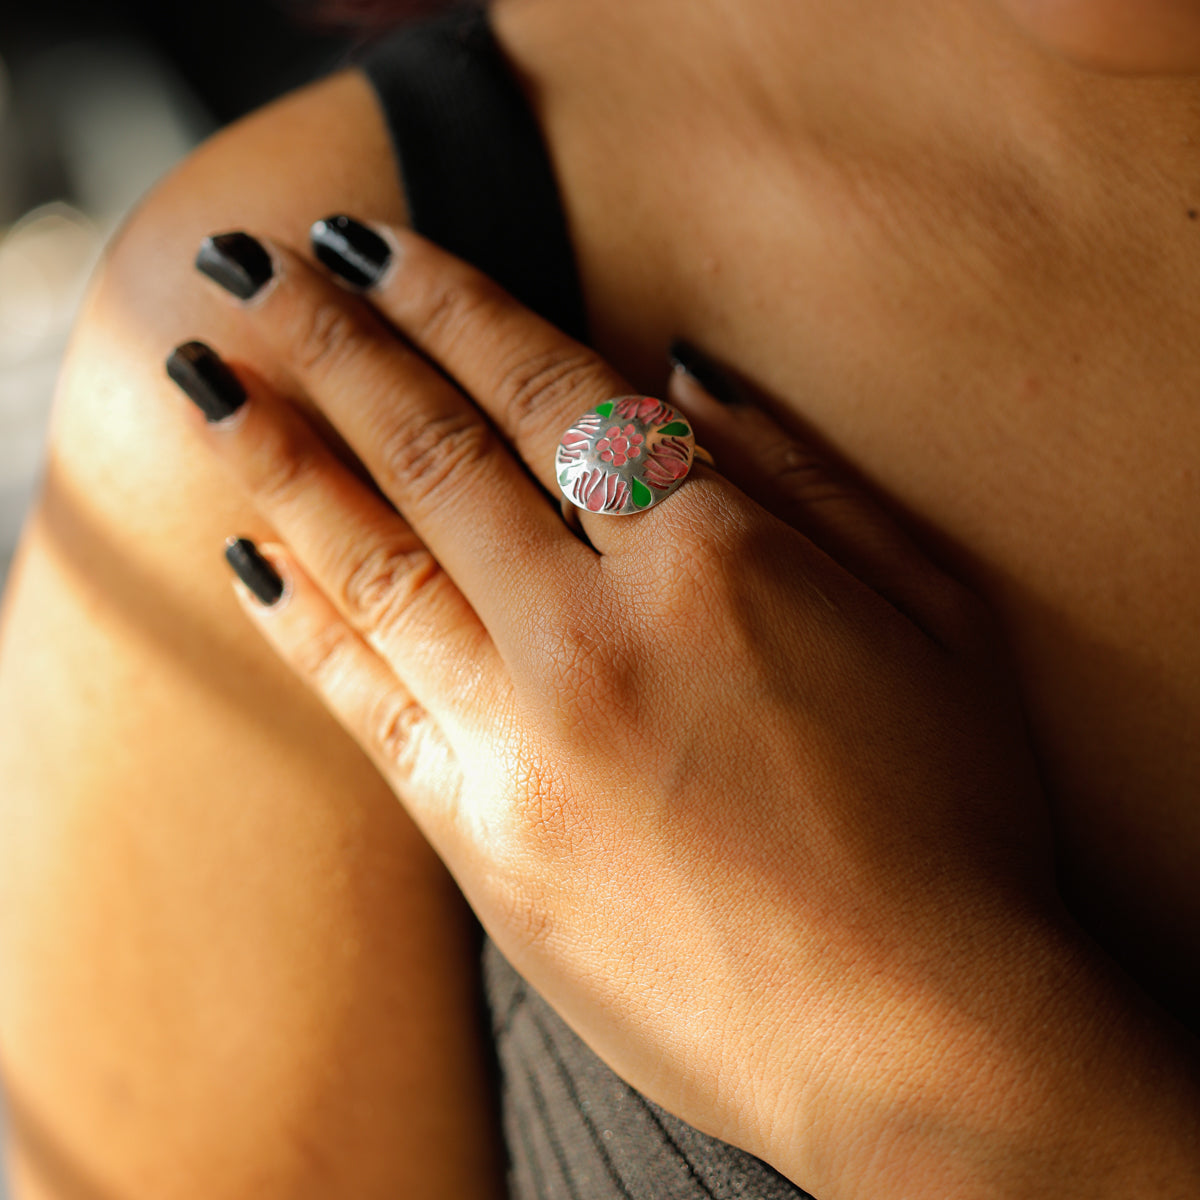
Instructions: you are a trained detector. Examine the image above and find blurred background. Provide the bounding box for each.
[0,0,351,589]
[0,0,352,1191]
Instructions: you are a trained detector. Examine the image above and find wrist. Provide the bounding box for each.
[759,902,1200,1199]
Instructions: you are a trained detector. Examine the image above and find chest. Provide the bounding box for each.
[563,114,1200,1021]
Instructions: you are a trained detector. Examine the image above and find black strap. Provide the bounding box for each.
[359,6,589,344]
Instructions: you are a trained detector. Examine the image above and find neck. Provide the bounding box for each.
[492,0,1200,387]
[502,0,1200,184]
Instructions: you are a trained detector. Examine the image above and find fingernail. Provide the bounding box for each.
[225,537,285,607]
[195,232,274,301]
[166,341,246,423]
[310,215,391,289]
[668,338,743,405]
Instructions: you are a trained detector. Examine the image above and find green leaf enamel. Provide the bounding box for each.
[632,478,654,509]
[559,470,570,486]
[659,421,690,437]
[595,401,614,418]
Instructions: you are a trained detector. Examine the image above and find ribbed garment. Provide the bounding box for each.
[360,13,816,1197]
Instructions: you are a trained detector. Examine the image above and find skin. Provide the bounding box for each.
[168,226,1200,1196]
[993,0,1200,70]
[0,76,508,1200]
[1,0,1199,1194]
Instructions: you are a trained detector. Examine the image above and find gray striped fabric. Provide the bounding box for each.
[483,942,818,1200]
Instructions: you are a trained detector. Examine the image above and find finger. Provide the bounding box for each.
[308,219,721,552]
[225,539,465,842]
[667,345,976,643]
[193,230,591,645]
[165,339,503,724]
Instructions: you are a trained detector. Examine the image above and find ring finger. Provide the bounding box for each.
[309,221,726,552]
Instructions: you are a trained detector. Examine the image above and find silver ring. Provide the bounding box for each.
[554,397,712,517]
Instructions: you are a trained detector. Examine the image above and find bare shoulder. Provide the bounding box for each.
[50,69,403,575]
[0,71,503,1199]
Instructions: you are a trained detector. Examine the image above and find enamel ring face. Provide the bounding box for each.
[555,397,700,515]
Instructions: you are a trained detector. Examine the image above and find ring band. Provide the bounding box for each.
[555,396,711,516]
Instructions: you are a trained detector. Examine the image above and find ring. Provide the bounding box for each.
[555,396,713,517]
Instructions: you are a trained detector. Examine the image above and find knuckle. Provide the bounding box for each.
[378,410,492,504]
[411,273,498,351]
[367,688,427,771]
[292,622,356,686]
[290,299,363,376]
[249,419,321,509]
[771,442,846,507]
[339,541,439,629]
[540,619,642,738]
[632,483,747,583]
[493,347,610,442]
[614,499,764,647]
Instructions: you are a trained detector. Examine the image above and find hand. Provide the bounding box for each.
[162,222,1178,1198]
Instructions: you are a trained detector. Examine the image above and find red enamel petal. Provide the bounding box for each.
[644,437,691,489]
[572,468,613,512]
[613,396,671,425]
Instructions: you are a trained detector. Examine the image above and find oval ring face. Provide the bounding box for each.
[555,397,696,515]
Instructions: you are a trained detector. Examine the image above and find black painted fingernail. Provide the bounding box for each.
[195,232,274,301]
[166,341,246,422]
[668,338,744,405]
[310,215,391,289]
[225,537,285,607]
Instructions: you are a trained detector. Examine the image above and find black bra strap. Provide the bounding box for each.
[359,7,589,344]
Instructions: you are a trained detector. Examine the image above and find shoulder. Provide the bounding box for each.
[100,64,405,382]
[0,66,501,1199]
[53,66,406,565]
[33,66,411,683]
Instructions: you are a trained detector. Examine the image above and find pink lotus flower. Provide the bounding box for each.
[557,413,604,465]
[572,468,631,513]
[613,396,673,425]
[596,423,644,467]
[643,437,691,489]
